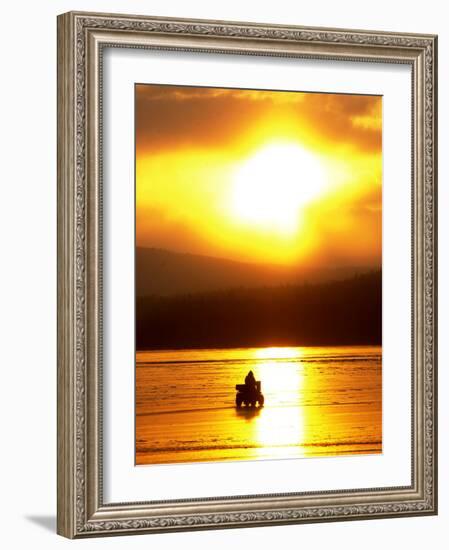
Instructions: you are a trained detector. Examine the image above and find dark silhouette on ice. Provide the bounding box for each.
[236,372,264,408]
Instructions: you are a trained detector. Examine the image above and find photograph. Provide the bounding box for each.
[135,84,383,466]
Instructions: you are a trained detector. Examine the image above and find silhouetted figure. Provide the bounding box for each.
[236,371,264,408]
[245,370,256,390]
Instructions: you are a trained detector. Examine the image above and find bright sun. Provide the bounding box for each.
[231,143,327,234]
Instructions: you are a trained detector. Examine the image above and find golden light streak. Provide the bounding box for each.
[255,347,303,360]
[252,348,306,457]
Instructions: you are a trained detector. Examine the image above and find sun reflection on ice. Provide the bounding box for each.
[255,347,305,360]
[249,347,307,458]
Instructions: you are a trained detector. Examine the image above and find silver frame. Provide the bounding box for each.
[57,11,438,538]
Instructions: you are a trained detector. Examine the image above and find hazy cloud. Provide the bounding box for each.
[136,84,381,155]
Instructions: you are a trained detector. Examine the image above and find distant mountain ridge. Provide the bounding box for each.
[136,247,369,297]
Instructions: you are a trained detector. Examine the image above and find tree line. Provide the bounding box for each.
[136,271,382,350]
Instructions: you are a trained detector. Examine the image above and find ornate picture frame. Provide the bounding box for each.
[57,11,437,538]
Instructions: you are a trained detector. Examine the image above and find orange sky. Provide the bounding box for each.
[135,84,382,268]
